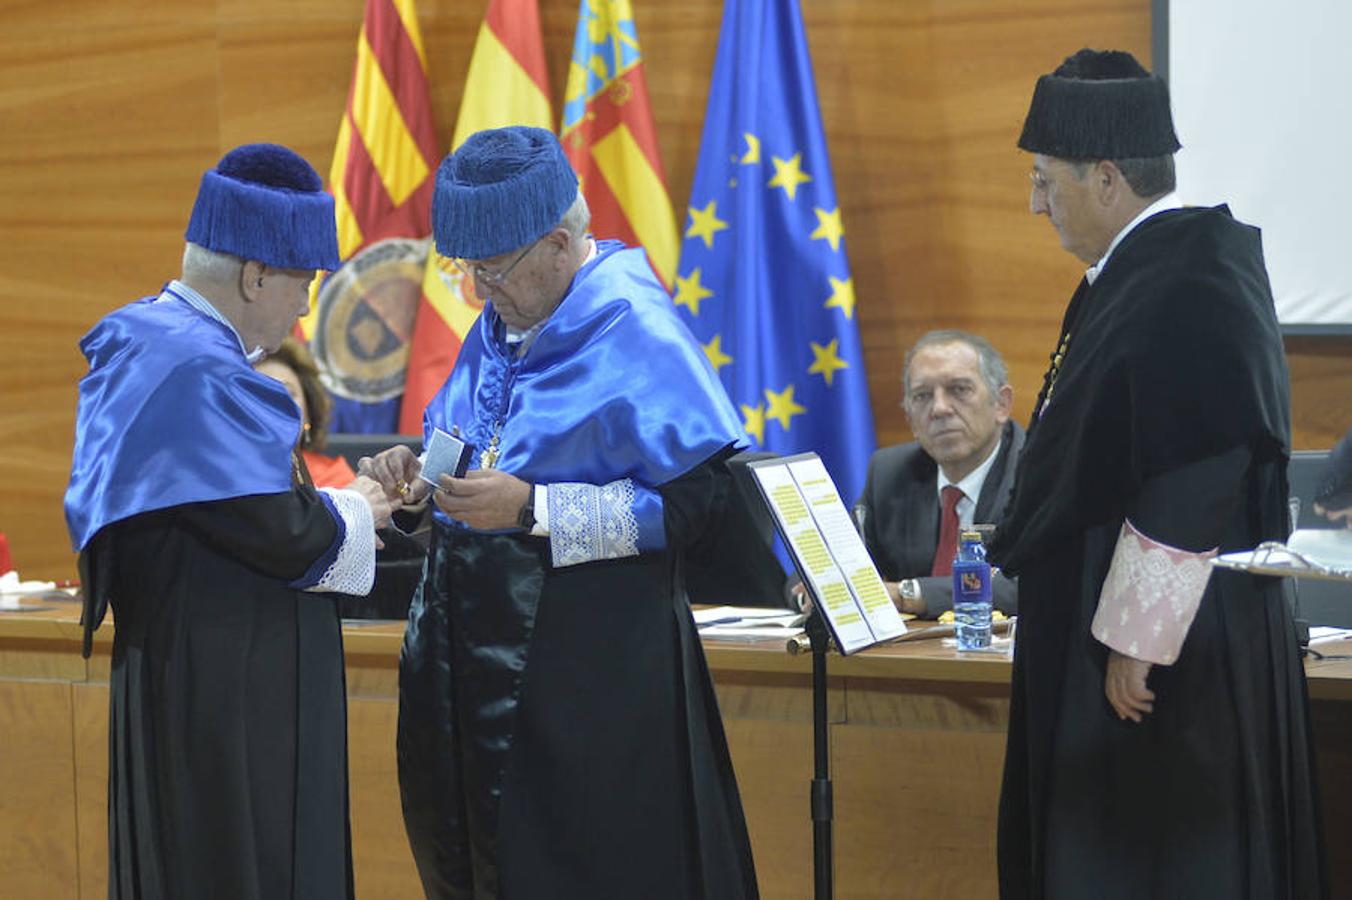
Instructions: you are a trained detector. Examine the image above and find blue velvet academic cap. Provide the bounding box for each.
[432,126,579,260]
[184,143,341,271]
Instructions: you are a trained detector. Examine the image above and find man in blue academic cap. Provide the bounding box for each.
[362,126,760,899]
[65,144,395,900]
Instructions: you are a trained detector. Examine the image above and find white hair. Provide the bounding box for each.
[181,242,244,284]
[557,191,591,238]
[903,329,1009,402]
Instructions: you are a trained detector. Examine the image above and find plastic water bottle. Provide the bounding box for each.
[953,530,992,651]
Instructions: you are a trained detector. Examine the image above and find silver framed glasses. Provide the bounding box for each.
[453,238,542,288]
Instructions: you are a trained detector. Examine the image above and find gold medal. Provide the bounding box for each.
[480,428,501,469]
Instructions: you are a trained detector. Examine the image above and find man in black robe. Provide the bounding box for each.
[65,144,395,899]
[990,50,1327,898]
[362,126,759,899]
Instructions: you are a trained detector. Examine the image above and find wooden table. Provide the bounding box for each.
[2,597,1349,899]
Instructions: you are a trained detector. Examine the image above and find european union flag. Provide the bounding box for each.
[675,0,876,504]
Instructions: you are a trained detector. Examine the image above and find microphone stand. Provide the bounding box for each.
[804,610,834,900]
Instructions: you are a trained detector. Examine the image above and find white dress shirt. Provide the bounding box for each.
[936,435,1004,529]
[1085,192,1183,285]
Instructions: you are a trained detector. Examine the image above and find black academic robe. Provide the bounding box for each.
[397,447,759,900]
[990,206,1326,899]
[79,488,354,900]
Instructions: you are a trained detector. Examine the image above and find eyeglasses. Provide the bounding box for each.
[453,238,542,288]
[1028,169,1050,193]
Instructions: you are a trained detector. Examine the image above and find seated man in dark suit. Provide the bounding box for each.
[856,329,1023,618]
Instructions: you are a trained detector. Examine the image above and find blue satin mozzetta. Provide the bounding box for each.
[65,291,301,550]
[629,486,665,552]
[424,241,746,530]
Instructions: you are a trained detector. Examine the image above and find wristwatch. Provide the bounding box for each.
[516,490,537,531]
[898,578,922,613]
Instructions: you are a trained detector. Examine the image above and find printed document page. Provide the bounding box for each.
[786,455,907,644]
[749,454,905,653]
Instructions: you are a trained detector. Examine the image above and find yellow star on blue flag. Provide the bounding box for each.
[673,268,714,316]
[768,154,812,200]
[673,0,875,502]
[808,339,848,386]
[810,207,844,251]
[685,200,729,249]
[703,334,734,373]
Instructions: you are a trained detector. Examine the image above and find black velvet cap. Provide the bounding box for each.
[1018,49,1181,159]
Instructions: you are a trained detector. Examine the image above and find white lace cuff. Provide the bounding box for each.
[307,487,376,595]
[1091,519,1216,665]
[547,479,643,568]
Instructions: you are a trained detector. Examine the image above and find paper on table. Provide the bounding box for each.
[1288,529,1352,572]
[1214,529,1352,580]
[693,606,806,627]
[0,571,57,611]
[700,623,807,642]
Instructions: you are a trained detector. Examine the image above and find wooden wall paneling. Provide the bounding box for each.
[343,645,412,895]
[74,683,111,900]
[217,19,366,168]
[0,0,212,32]
[0,16,222,581]
[10,615,1352,897]
[723,717,816,897]
[0,629,87,681]
[1311,699,1352,894]
[833,678,1008,898]
[347,697,423,898]
[712,669,841,899]
[346,649,400,699]
[1286,337,1352,451]
[33,0,1334,585]
[801,0,1152,443]
[0,681,80,898]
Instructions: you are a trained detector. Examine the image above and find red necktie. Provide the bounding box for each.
[930,485,965,576]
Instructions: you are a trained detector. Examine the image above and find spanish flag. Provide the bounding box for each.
[561,0,677,289]
[397,0,553,434]
[305,0,441,433]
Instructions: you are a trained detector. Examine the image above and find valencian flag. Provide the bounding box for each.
[675,0,875,503]
[305,0,441,433]
[397,0,553,433]
[561,0,678,289]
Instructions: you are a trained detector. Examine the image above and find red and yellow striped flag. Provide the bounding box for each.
[560,0,677,289]
[397,0,553,433]
[304,0,441,433]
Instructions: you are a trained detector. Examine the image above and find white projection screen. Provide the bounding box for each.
[1167,0,1352,329]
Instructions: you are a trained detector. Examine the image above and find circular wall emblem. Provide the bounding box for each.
[312,237,427,402]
